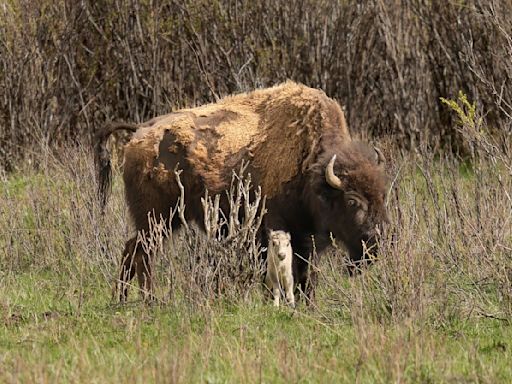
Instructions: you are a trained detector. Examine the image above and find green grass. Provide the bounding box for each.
[1,271,511,383]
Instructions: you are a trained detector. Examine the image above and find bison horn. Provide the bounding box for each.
[325,155,343,190]
[374,146,385,165]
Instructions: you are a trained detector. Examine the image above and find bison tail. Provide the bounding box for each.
[94,122,138,213]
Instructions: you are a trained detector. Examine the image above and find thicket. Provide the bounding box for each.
[2,122,511,323]
[1,0,511,171]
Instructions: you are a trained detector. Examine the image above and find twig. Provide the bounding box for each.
[174,165,189,231]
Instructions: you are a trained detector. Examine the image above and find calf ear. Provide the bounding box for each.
[286,233,291,241]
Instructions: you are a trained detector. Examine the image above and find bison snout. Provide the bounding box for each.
[278,252,287,260]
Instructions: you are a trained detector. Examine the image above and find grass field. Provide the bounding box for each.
[1,145,511,383]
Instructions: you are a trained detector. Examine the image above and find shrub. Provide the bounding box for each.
[1,1,511,170]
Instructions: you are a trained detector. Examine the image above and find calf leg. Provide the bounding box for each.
[266,269,281,307]
[264,272,271,290]
[283,273,295,308]
[272,283,280,307]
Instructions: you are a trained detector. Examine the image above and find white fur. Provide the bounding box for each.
[265,230,294,307]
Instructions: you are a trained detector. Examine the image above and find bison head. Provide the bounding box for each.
[307,142,389,267]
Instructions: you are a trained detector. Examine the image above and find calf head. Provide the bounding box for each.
[269,230,292,261]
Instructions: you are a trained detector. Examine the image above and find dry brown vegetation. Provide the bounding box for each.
[1,1,512,382]
[1,0,512,171]
[1,120,511,381]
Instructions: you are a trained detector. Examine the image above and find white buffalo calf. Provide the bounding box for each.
[265,230,295,307]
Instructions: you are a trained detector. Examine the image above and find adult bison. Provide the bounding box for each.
[96,81,388,302]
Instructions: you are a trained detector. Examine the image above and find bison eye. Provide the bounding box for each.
[346,195,368,212]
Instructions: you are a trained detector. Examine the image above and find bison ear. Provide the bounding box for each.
[374,146,385,166]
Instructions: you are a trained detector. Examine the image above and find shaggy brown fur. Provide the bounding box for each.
[95,81,387,302]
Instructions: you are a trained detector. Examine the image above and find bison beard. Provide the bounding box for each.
[95,81,388,303]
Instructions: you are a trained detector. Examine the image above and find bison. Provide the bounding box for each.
[95,81,388,302]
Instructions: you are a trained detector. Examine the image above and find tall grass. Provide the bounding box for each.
[1,130,510,381]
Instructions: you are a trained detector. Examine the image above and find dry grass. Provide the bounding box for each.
[1,129,511,381]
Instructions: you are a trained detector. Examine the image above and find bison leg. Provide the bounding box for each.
[118,236,154,302]
[119,237,137,302]
[294,256,308,301]
[135,249,153,302]
[304,263,318,305]
[293,250,319,306]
